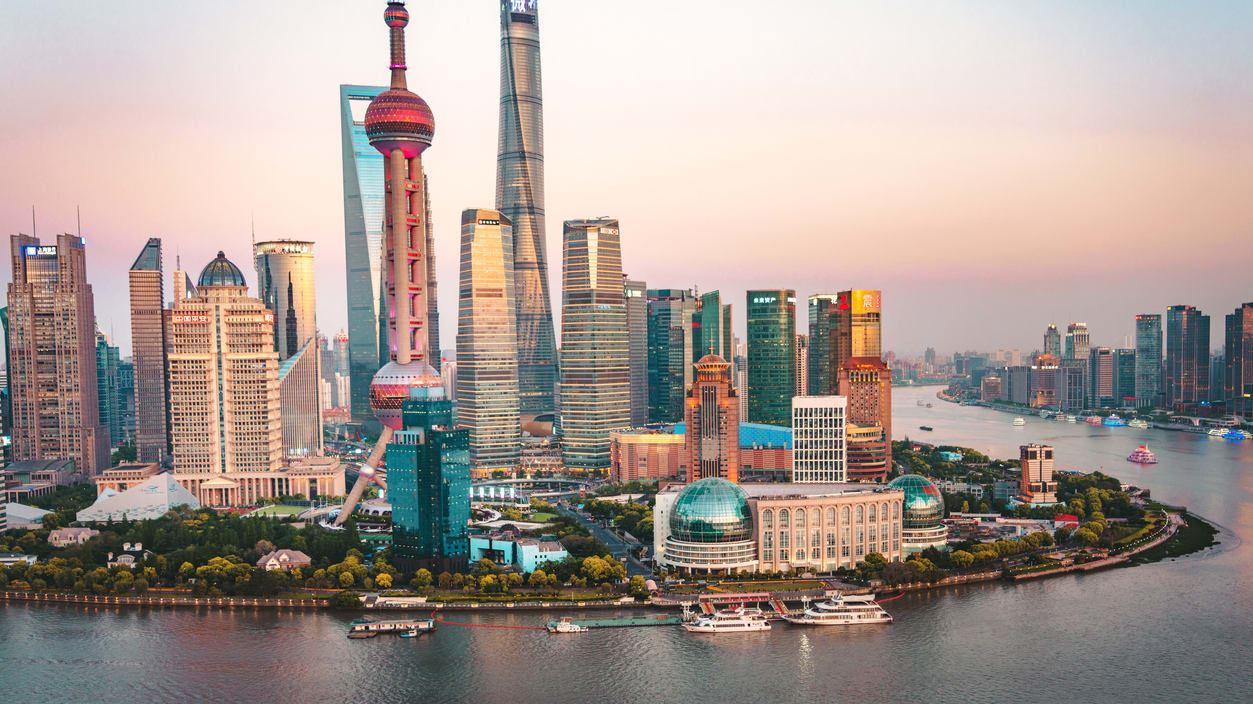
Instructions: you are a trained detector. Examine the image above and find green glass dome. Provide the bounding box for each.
[198,251,247,288]
[888,474,944,530]
[669,478,752,543]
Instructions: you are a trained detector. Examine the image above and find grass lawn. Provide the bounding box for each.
[529,512,558,523]
[248,505,305,517]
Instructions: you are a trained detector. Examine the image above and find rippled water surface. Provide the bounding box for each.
[2,387,1251,703]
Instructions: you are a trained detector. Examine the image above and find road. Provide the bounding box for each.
[556,505,652,578]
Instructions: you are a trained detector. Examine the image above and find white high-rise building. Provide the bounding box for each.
[791,396,847,483]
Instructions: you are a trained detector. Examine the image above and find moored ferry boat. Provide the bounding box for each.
[1208,428,1226,438]
[683,606,771,633]
[1128,418,1149,429]
[1064,414,1078,423]
[547,617,590,634]
[1012,417,1026,427]
[783,593,892,626]
[1223,429,1247,441]
[1103,414,1128,427]
[1086,416,1103,426]
[1127,445,1158,464]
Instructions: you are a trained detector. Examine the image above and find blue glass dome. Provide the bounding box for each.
[888,474,944,530]
[198,251,247,288]
[669,478,752,543]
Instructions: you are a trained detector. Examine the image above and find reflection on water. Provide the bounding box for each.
[1,386,1250,704]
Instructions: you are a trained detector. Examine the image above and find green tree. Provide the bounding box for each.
[1054,526,1072,544]
[1073,528,1099,546]
[951,550,975,568]
[528,569,548,589]
[330,590,362,608]
[411,568,433,589]
[339,571,355,588]
[374,573,393,589]
[437,571,452,589]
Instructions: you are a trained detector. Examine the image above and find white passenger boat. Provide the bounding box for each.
[1128,419,1149,429]
[1208,428,1226,438]
[1012,417,1026,427]
[783,593,892,626]
[683,606,771,633]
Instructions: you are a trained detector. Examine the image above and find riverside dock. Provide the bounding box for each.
[545,615,682,630]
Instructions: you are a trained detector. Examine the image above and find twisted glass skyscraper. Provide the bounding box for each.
[498,1,557,414]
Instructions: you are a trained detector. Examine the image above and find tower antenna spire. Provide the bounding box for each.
[31,206,36,238]
[384,1,409,89]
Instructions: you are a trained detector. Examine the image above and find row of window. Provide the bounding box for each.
[761,502,899,529]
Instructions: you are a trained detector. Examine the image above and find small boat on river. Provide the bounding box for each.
[1127,445,1158,464]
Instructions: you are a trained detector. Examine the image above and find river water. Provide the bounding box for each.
[3,386,1251,704]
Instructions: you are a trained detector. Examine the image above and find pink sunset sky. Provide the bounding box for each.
[2,1,1250,358]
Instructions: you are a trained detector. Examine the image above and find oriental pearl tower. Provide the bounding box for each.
[337,0,441,525]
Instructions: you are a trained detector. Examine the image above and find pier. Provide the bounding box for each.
[545,615,682,630]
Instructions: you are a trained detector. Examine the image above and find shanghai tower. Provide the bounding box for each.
[497,0,557,415]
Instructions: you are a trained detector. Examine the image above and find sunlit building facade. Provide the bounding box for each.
[7,234,109,474]
[684,354,740,482]
[498,0,557,415]
[791,396,846,483]
[1225,303,1253,418]
[838,357,893,482]
[624,277,648,427]
[1165,305,1210,409]
[456,209,521,473]
[559,219,629,470]
[128,238,169,463]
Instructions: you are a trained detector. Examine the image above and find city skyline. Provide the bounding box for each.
[2,1,1251,359]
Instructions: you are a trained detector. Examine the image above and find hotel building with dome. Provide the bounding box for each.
[655,478,907,574]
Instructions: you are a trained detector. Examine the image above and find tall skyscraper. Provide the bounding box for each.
[254,240,318,361]
[684,354,740,482]
[836,290,882,367]
[624,277,648,427]
[794,334,809,396]
[1044,324,1062,358]
[498,0,557,415]
[647,288,696,423]
[456,209,521,473]
[838,358,893,482]
[792,396,846,483]
[340,83,388,423]
[1135,314,1163,408]
[746,289,796,426]
[95,330,122,447]
[254,240,322,457]
[808,294,839,395]
[166,253,282,479]
[1165,305,1210,408]
[694,290,733,362]
[1225,302,1253,418]
[7,234,109,474]
[1114,349,1137,406]
[128,238,169,463]
[559,219,629,471]
[1065,323,1090,360]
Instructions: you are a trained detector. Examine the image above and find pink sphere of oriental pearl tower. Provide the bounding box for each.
[365,0,444,430]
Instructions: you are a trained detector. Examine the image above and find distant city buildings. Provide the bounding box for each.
[794,334,809,396]
[7,234,109,474]
[745,289,796,426]
[610,430,684,482]
[1044,324,1061,358]
[95,330,122,447]
[558,219,628,471]
[1065,323,1090,360]
[694,290,733,361]
[807,294,839,395]
[838,358,892,482]
[456,209,521,474]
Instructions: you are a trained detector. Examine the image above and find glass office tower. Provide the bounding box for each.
[1165,305,1210,408]
[388,392,470,573]
[128,238,169,463]
[624,277,648,427]
[1134,314,1163,408]
[808,294,839,395]
[498,2,557,414]
[647,288,696,423]
[559,219,629,470]
[340,84,387,422]
[456,209,521,473]
[1226,303,1253,418]
[746,289,796,426]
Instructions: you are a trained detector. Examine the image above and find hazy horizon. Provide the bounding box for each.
[3,1,1250,359]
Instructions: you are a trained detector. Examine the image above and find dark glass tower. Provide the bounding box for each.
[746,289,796,426]
[1165,305,1210,409]
[1134,314,1162,408]
[387,392,470,573]
[497,1,556,415]
[1224,303,1253,417]
[808,294,839,395]
[646,288,695,423]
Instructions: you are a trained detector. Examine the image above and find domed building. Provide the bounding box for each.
[659,478,757,574]
[198,251,247,288]
[887,475,949,554]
